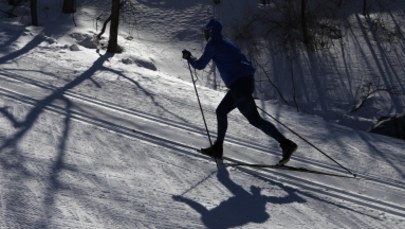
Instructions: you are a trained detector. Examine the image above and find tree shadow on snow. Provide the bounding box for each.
[103,67,192,125]
[0,52,113,228]
[0,16,74,65]
[173,166,306,229]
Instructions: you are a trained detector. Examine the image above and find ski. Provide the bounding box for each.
[224,161,354,178]
[195,147,355,178]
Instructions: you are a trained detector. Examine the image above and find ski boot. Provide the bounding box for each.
[278,139,298,166]
[200,141,223,159]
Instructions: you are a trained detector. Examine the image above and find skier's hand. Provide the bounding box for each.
[182,49,192,60]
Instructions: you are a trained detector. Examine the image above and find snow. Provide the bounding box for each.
[0,0,405,228]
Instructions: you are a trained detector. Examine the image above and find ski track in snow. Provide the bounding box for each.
[0,69,405,228]
[1,70,405,186]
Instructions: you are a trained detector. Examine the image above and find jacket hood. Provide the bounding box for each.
[205,19,222,38]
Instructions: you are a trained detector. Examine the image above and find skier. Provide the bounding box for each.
[182,19,297,165]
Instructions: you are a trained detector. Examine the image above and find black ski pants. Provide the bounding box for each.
[215,77,286,144]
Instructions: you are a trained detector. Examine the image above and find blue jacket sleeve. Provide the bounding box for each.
[188,42,214,70]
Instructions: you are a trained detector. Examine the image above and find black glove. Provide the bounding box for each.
[182,49,192,60]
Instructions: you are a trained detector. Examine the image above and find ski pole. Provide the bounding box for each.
[187,62,213,146]
[257,106,357,178]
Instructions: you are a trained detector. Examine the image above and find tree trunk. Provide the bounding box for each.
[107,0,120,53]
[63,0,76,13]
[31,0,38,26]
[363,0,368,17]
[301,0,309,45]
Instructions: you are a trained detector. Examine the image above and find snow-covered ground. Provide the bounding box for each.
[0,0,405,228]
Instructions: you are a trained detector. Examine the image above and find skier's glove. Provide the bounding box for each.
[182,49,192,60]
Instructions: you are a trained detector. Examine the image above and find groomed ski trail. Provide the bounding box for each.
[0,72,405,220]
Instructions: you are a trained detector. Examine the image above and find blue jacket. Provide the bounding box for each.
[189,19,255,88]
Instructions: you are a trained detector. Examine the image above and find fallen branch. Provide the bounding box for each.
[352,82,401,112]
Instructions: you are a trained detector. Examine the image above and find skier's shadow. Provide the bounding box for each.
[173,166,306,229]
